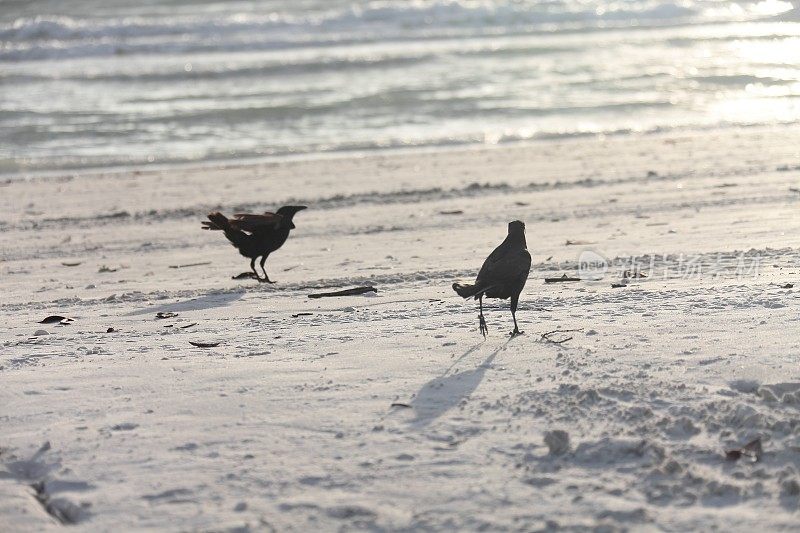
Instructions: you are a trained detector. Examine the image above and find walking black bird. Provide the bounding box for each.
[452,220,531,337]
[202,205,306,283]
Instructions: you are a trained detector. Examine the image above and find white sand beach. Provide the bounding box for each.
[2,125,800,530]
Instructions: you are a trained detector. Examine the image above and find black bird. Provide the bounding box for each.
[453,220,531,337]
[202,205,307,283]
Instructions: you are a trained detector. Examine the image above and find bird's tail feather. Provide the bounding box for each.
[452,282,485,299]
[206,212,247,248]
[201,220,222,230]
[206,212,231,231]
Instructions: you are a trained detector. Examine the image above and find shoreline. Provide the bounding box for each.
[3,120,799,183]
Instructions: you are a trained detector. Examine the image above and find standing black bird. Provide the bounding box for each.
[453,220,531,337]
[202,205,307,283]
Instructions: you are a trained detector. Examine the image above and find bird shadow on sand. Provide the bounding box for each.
[125,291,244,316]
[409,338,512,427]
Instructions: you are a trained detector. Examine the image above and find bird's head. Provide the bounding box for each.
[508,220,527,247]
[276,205,307,229]
[508,220,525,235]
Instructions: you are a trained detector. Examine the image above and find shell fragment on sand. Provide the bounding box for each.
[39,315,74,325]
[189,341,220,348]
[725,438,763,462]
[544,275,581,283]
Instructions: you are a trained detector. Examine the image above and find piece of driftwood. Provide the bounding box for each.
[565,240,596,246]
[180,323,197,329]
[169,261,211,269]
[61,262,81,267]
[189,341,220,348]
[155,312,178,319]
[308,286,377,299]
[545,274,581,283]
[611,283,626,288]
[39,315,73,324]
[390,402,412,408]
[439,210,464,215]
[725,438,762,462]
[291,313,313,318]
[782,283,794,289]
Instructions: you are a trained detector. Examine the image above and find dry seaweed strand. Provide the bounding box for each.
[541,328,583,344]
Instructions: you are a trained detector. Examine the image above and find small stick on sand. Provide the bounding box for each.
[169,261,211,269]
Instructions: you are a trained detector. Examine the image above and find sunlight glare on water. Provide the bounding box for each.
[1,0,799,175]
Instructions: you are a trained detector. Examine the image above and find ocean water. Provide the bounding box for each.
[2,0,800,175]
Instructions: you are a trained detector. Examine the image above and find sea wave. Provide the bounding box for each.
[0,0,762,62]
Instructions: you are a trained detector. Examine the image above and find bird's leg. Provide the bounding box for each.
[510,310,522,337]
[249,257,263,281]
[510,295,523,337]
[258,255,275,284]
[232,258,261,280]
[478,295,488,338]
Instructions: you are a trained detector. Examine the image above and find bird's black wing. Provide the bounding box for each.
[477,246,531,288]
[230,213,283,234]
